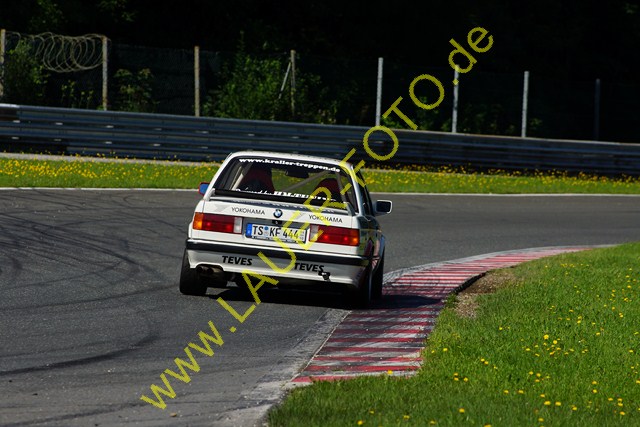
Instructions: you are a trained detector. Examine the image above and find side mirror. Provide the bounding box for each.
[198,182,210,196]
[374,200,392,216]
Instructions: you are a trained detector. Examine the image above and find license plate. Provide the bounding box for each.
[245,223,307,243]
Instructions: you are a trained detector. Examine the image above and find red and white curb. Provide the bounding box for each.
[292,246,592,384]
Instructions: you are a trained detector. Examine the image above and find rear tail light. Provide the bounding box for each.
[193,213,242,234]
[309,224,360,246]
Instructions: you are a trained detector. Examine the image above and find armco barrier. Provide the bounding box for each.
[1,104,639,175]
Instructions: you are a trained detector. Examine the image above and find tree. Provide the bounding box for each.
[204,47,336,123]
[204,50,287,121]
[1,39,49,105]
[112,68,155,112]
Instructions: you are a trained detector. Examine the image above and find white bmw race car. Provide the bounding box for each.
[180,150,392,306]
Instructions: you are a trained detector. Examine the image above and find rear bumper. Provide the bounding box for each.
[186,239,369,286]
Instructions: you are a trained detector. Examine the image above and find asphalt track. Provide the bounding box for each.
[1,190,640,426]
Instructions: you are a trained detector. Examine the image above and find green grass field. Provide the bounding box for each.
[1,156,640,193]
[268,243,640,426]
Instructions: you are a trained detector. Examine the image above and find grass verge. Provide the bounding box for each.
[1,157,640,193]
[268,243,640,426]
[0,157,218,188]
[366,168,640,194]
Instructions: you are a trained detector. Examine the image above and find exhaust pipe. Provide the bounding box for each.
[197,265,224,276]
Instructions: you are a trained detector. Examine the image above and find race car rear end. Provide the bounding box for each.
[180,151,391,306]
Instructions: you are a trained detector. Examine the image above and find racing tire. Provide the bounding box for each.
[372,255,384,300]
[350,266,373,309]
[179,249,208,296]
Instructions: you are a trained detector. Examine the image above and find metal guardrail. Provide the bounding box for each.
[1,103,639,176]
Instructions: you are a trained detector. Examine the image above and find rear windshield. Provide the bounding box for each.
[213,157,357,209]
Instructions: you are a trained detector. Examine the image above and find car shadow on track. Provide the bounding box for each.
[205,285,350,309]
[204,285,442,311]
[370,294,442,310]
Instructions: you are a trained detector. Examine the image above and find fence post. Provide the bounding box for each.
[101,36,108,110]
[451,69,459,133]
[194,45,200,117]
[593,78,601,140]
[0,29,6,99]
[521,70,529,137]
[279,60,291,100]
[290,49,296,119]
[375,57,383,126]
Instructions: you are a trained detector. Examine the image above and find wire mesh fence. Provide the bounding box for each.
[1,29,639,143]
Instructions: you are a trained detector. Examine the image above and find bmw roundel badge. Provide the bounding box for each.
[273,209,283,218]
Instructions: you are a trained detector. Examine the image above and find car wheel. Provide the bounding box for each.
[350,266,373,309]
[372,255,384,300]
[179,249,208,296]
